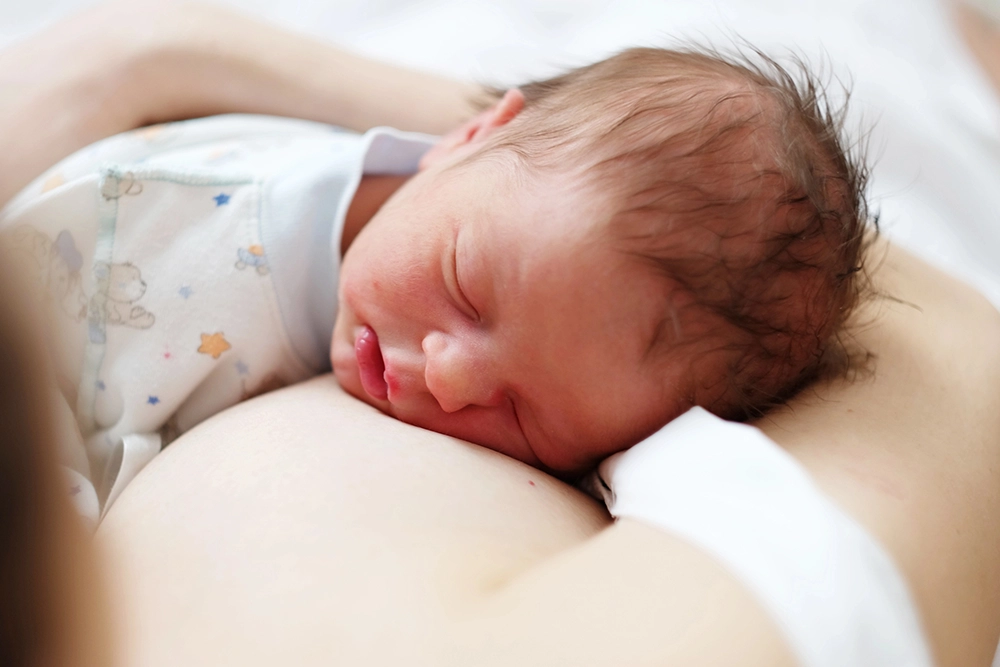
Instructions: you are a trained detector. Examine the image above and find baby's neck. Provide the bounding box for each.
[341,174,411,256]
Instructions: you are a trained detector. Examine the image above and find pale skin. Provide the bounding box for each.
[5,2,1000,666]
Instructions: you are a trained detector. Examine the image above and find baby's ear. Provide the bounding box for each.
[419,89,525,170]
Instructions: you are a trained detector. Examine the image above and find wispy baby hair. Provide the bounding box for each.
[482,44,873,420]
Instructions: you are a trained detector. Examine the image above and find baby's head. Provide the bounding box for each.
[332,46,870,475]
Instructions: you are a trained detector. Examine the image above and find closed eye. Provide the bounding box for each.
[449,236,480,322]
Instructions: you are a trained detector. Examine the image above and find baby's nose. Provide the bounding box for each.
[421,331,503,413]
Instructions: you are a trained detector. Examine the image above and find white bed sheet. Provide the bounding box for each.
[3,0,998,663]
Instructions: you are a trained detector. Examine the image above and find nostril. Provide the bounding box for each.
[431,390,466,414]
[431,392,466,414]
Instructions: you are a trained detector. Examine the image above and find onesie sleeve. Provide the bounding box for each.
[589,407,934,667]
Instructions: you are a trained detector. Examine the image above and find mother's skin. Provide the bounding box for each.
[7,3,1000,665]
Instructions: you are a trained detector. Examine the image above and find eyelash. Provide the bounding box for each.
[451,241,480,322]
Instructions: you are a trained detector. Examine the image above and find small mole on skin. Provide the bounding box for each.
[528,480,535,487]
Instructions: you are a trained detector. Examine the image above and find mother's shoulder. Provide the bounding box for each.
[758,241,1000,667]
[878,243,1000,360]
[872,243,1000,421]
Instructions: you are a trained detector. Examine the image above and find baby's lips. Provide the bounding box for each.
[355,325,388,401]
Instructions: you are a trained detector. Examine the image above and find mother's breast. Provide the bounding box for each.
[97,375,609,667]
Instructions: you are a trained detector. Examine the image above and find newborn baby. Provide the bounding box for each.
[0,46,868,520]
[336,48,869,474]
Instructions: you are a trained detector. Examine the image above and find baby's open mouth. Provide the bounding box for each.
[355,325,388,401]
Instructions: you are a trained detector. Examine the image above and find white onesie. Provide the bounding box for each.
[0,114,435,523]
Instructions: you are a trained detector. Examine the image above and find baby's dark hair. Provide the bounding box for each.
[478,45,872,420]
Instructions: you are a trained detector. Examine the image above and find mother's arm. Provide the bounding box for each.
[0,0,480,206]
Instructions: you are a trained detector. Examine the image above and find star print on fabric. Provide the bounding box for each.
[198,332,232,359]
[178,285,193,299]
[213,193,231,206]
[147,396,160,406]
[69,485,81,496]
[235,360,250,375]
[95,380,106,391]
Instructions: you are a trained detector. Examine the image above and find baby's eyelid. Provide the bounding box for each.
[451,239,480,322]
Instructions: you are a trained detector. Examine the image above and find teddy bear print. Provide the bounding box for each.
[88,261,156,344]
[5,226,88,322]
